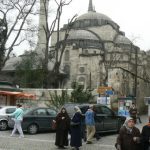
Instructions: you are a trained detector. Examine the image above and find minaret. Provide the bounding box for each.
[88,0,95,12]
[35,0,48,58]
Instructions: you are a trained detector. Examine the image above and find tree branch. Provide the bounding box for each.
[4,0,37,64]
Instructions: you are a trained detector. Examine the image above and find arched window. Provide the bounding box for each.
[79,67,85,73]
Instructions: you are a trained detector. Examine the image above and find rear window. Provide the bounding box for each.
[101,106,113,115]
[47,109,57,116]
[6,108,16,114]
[65,105,75,116]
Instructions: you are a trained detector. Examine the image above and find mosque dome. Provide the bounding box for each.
[68,30,99,40]
[2,57,22,71]
[72,0,119,30]
[77,11,112,22]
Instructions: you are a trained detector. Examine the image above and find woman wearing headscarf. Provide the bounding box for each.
[70,106,82,150]
[115,117,141,150]
[55,107,70,149]
[141,117,150,150]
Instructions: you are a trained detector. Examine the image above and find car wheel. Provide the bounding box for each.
[0,121,8,131]
[27,124,38,134]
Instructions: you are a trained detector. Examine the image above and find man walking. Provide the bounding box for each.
[10,104,24,138]
[129,103,138,123]
[85,105,95,144]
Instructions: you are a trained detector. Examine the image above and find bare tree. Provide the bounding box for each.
[0,0,37,71]
[99,44,122,86]
[41,0,76,88]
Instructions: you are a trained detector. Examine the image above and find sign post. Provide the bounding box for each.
[144,97,150,116]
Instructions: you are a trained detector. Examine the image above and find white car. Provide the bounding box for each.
[0,106,16,130]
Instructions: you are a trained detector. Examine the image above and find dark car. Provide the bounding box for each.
[64,103,126,133]
[8,107,57,134]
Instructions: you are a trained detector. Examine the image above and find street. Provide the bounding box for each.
[0,115,146,150]
[0,130,116,150]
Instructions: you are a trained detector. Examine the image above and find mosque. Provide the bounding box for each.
[2,0,150,109]
[50,0,148,98]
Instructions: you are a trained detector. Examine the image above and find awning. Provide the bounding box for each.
[0,91,36,99]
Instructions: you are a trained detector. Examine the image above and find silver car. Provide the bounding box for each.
[0,106,16,130]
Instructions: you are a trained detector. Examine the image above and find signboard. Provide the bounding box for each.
[97,97,106,105]
[97,86,112,95]
[144,97,150,105]
[97,97,110,105]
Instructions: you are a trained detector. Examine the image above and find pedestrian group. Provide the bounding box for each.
[9,103,150,150]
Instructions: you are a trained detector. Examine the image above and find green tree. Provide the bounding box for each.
[46,90,70,110]
[71,82,93,103]
[15,51,44,88]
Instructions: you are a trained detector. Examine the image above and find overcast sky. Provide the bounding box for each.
[14,0,150,55]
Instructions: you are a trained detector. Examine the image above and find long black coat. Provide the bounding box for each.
[55,112,70,147]
[117,126,141,150]
[141,124,150,150]
[70,112,82,148]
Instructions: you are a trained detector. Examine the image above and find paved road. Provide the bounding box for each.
[0,115,146,150]
[0,130,117,150]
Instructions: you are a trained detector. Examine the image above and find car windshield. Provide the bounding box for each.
[23,107,32,115]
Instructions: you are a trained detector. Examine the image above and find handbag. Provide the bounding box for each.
[52,121,56,130]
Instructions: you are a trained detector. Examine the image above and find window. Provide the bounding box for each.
[94,106,102,114]
[33,109,47,116]
[47,109,57,116]
[6,108,16,114]
[101,106,112,115]
[79,67,85,73]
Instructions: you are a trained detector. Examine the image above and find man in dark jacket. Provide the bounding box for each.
[141,117,150,150]
[116,117,141,150]
[129,103,137,123]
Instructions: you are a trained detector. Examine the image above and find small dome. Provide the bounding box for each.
[68,30,99,40]
[2,57,22,71]
[115,35,131,45]
[77,11,112,22]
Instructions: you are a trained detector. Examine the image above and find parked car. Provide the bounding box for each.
[0,106,17,131]
[64,103,126,133]
[8,107,57,134]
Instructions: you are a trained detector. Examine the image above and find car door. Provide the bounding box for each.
[94,106,104,132]
[101,106,118,131]
[33,108,50,129]
[47,108,57,129]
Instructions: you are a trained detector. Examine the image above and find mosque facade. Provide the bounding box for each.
[2,0,150,109]
[50,0,149,99]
